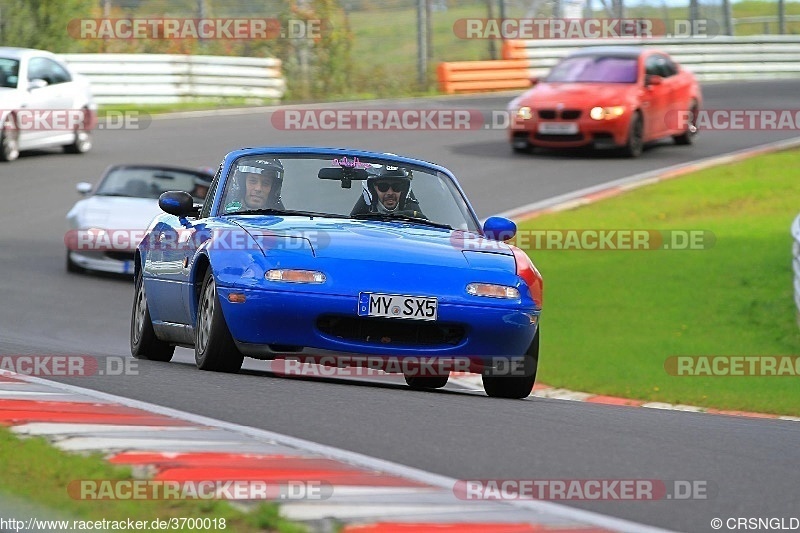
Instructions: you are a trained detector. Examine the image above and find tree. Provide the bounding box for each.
[0,0,97,52]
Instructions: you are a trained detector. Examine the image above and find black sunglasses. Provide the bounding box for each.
[375,181,404,193]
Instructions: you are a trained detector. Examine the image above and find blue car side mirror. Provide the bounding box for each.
[159,191,195,217]
[483,216,516,241]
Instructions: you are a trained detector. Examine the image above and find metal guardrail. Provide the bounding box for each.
[793,214,800,326]
[60,54,285,105]
[734,15,800,25]
[502,36,800,82]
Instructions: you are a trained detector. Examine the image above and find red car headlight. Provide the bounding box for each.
[590,106,626,120]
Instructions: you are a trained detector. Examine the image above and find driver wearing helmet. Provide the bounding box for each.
[191,176,210,200]
[350,165,426,218]
[224,158,285,212]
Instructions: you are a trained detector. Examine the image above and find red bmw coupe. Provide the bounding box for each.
[508,46,702,157]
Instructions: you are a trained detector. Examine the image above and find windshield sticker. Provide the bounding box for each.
[224,201,242,212]
[332,156,371,169]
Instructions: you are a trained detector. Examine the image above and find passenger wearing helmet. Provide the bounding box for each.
[224,158,285,212]
[350,165,426,218]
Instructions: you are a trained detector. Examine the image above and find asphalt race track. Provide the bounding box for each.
[1,80,800,532]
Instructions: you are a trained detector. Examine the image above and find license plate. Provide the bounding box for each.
[358,293,438,321]
[538,122,578,134]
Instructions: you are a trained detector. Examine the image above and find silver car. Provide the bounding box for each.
[66,164,215,275]
[0,47,96,162]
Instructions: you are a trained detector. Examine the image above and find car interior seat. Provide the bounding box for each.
[123,179,152,198]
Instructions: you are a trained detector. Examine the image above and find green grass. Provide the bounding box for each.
[0,427,307,532]
[519,149,800,416]
[97,99,273,118]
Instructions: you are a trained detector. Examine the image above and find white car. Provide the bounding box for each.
[66,164,214,275]
[0,47,96,162]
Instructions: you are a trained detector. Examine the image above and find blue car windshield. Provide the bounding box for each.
[545,55,639,83]
[217,154,479,232]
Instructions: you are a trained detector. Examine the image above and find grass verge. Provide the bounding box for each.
[519,148,800,415]
[0,426,307,532]
[97,100,272,118]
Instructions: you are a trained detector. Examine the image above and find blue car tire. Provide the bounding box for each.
[195,269,244,373]
[482,328,539,399]
[131,270,175,362]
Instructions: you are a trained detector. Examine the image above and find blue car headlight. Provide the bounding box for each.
[266,269,326,284]
[466,283,520,299]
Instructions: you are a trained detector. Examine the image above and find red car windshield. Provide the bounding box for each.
[545,55,639,84]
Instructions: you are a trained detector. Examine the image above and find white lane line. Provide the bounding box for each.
[11,423,205,435]
[15,373,677,533]
[54,437,260,452]
[0,390,73,397]
[278,503,499,521]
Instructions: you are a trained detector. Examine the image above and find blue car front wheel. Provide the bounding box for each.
[195,270,244,373]
[482,327,539,399]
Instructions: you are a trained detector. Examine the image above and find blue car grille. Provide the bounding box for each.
[317,315,464,347]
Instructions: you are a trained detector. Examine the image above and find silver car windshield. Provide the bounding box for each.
[219,155,479,232]
[96,167,211,201]
[0,58,20,89]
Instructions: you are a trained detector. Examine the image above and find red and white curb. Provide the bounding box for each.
[0,372,673,533]
[466,135,800,423]
[448,376,800,423]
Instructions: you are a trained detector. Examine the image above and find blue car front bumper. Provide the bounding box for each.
[216,286,538,360]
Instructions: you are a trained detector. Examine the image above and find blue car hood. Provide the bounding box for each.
[224,217,521,300]
[229,217,512,264]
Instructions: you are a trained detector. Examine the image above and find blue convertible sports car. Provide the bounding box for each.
[131,147,543,398]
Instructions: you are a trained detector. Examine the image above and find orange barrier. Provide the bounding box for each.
[437,59,531,94]
[502,40,528,59]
